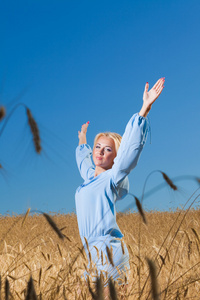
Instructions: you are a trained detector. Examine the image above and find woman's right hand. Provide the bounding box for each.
[78,121,90,145]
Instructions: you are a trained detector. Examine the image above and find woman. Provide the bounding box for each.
[75,78,165,284]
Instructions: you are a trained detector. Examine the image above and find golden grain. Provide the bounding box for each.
[1,210,200,298]
[106,246,114,267]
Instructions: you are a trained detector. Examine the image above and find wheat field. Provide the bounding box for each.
[0,207,200,299]
[1,104,200,298]
[1,94,200,299]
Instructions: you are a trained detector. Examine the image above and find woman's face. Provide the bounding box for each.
[93,136,117,170]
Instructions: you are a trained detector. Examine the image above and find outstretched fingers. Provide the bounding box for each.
[153,78,165,95]
[80,121,90,134]
[153,78,165,89]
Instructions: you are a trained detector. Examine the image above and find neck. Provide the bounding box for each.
[94,166,107,177]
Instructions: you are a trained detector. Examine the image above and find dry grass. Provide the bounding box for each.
[0,209,200,299]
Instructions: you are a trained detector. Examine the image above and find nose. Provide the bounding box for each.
[99,148,104,155]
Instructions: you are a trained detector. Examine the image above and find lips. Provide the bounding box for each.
[96,156,103,160]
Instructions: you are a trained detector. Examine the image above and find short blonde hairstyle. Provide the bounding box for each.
[93,132,122,153]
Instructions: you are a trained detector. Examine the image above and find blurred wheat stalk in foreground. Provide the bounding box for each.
[0,102,42,172]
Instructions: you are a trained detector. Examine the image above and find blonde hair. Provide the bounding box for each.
[93,132,122,153]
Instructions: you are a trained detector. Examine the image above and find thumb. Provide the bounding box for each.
[144,82,149,93]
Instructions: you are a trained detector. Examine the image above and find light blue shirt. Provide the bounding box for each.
[75,113,148,245]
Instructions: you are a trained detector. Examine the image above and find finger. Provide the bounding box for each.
[156,85,164,95]
[154,84,164,97]
[152,78,165,89]
[82,121,90,127]
[144,82,149,93]
[153,80,162,90]
[155,79,165,92]
[83,121,90,129]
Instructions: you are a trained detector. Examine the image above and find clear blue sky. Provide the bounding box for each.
[0,0,199,215]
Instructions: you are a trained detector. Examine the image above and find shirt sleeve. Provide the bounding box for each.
[111,113,148,187]
[76,144,95,181]
[111,176,129,201]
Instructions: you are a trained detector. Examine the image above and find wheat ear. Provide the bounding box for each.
[43,213,64,240]
[21,208,31,227]
[106,246,114,267]
[146,258,160,300]
[135,196,147,224]
[26,108,42,154]
[0,106,6,121]
[95,276,104,300]
[109,278,118,300]
[161,172,177,191]
[0,103,42,154]
[5,278,10,300]
[25,276,37,300]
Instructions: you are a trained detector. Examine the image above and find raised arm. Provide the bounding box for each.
[78,121,90,145]
[139,77,165,117]
[76,121,95,180]
[112,78,165,186]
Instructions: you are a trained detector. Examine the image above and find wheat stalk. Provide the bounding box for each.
[146,258,160,300]
[0,106,6,121]
[0,274,1,300]
[191,227,200,244]
[93,245,100,260]
[84,237,92,263]
[135,196,147,224]
[121,240,125,255]
[62,286,67,300]
[95,276,104,300]
[26,108,41,154]
[5,278,10,300]
[106,246,114,267]
[38,268,42,287]
[21,208,31,227]
[43,213,64,240]
[161,172,177,191]
[57,244,63,258]
[108,278,118,300]
[25,276,37,300]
